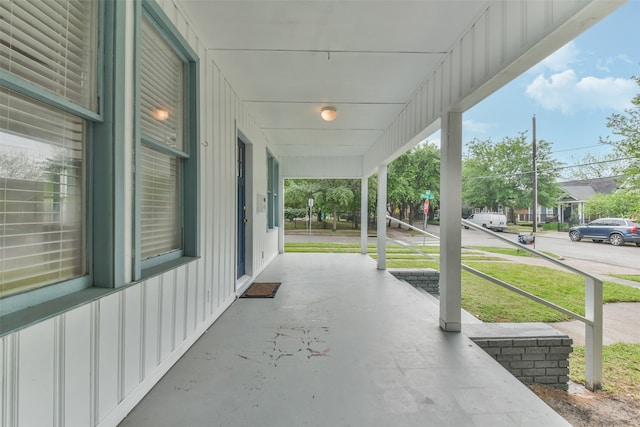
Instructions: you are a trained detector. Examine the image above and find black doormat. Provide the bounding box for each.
[240,282,281,298]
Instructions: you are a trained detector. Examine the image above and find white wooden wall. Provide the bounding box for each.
[0,1,279,426]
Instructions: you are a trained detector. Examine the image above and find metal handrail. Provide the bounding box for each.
[385,215,603,391]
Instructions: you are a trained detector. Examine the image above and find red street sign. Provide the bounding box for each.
[423,199,429,214]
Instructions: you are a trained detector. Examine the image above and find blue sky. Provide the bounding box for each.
[430,1,639,167]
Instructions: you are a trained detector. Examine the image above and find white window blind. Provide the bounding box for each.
[0,89,85,298]
[267,153,279,229]
[140,16,184,152]
[0,0,99,111]
[140,145,181,260]
[139,13,186,262]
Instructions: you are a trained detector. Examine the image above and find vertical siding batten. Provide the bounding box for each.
[63,305,92,427]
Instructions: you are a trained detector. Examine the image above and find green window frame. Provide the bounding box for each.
[134,0,199,279]
[0,0,106,317]
[267,151,279,229]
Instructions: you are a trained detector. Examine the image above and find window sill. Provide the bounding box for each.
[0,287,113,337]
[141,256,200,280]
[1,257,200,338]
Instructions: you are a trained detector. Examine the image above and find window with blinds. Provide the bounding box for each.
[0,89,85,298]
[140,146,181,260]
[139,13,186,262]
[0,0,99,111]
[0,0,96,299]
[267,153,279,229]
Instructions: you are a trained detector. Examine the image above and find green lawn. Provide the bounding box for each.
[468,246,559,259]
[460,262,640,322]
[571,343,640,398]
[610,274,640,284]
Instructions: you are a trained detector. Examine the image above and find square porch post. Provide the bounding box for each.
[439,111,463,332]
[361,176,368,254]
[377,164,387,270]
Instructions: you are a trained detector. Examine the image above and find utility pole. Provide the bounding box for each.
[532,115,538,233]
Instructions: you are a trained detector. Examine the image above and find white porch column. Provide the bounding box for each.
[377,164,387,270]
[278,176,285,253]
[361,176,368,254]
[439,111,463,332]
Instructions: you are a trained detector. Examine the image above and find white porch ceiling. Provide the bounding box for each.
[179,0,488,158]
[178,1,621,163]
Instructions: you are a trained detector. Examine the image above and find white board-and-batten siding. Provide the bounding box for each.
[1,1,278,426]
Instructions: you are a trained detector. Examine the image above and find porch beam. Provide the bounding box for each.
[377,164,387,270]
[439,111,463,332]
[361,177,368,254]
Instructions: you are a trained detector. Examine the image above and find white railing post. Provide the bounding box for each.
[584,276,603,391]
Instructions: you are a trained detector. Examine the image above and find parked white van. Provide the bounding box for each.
[465,213,507,231]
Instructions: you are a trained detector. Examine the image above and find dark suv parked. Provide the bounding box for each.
[569,218,640,246]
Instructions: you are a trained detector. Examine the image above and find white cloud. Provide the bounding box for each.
[462,119,494,134]
[596,54,634,73]
[528,41,580,74]
[525,70,635,114]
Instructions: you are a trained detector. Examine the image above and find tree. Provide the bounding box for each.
[0,151,47,180]
[462,133,562,213]
[284,179,356,230]
[561,152,624,181]
[584,191,640,220]
[593,75,640,220]
[601,76,640,189]
[387,142,440,226]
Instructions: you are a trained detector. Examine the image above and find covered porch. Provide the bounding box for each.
[120,253,569,426]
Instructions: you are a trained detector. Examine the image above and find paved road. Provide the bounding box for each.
[382,224,640,280]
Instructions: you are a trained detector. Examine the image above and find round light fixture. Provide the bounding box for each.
[320,106,337,122]
[151,108,170,121]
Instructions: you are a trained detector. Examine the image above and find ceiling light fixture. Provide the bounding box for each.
[320,106,337,122]
[151,108,170,121]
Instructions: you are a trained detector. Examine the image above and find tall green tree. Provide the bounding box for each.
[284,179,356,230]
[587,76,640,219]
[462,133,562,213]
[387,142,440,226]
[601,75,640,190]
[584,191,640,219]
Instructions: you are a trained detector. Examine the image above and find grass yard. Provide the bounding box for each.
[468,246,560,259]
[610,274,640,284]
[460,263,640,322]
[570,343,640,399]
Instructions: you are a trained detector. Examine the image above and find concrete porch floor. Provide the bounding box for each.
[119,253,570,426]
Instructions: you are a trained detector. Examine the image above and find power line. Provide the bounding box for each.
[463,156,634,182]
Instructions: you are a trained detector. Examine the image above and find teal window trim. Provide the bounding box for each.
[142,249,185,272]
[0,276,91,317]
[267,151,279,230]
[141,0,198,61]
[134,0,200,280]
[0,71,102,122]
[142,136,191,159]
[274,161,280,227]
[93,0,127,288]
[1,0,112,316]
